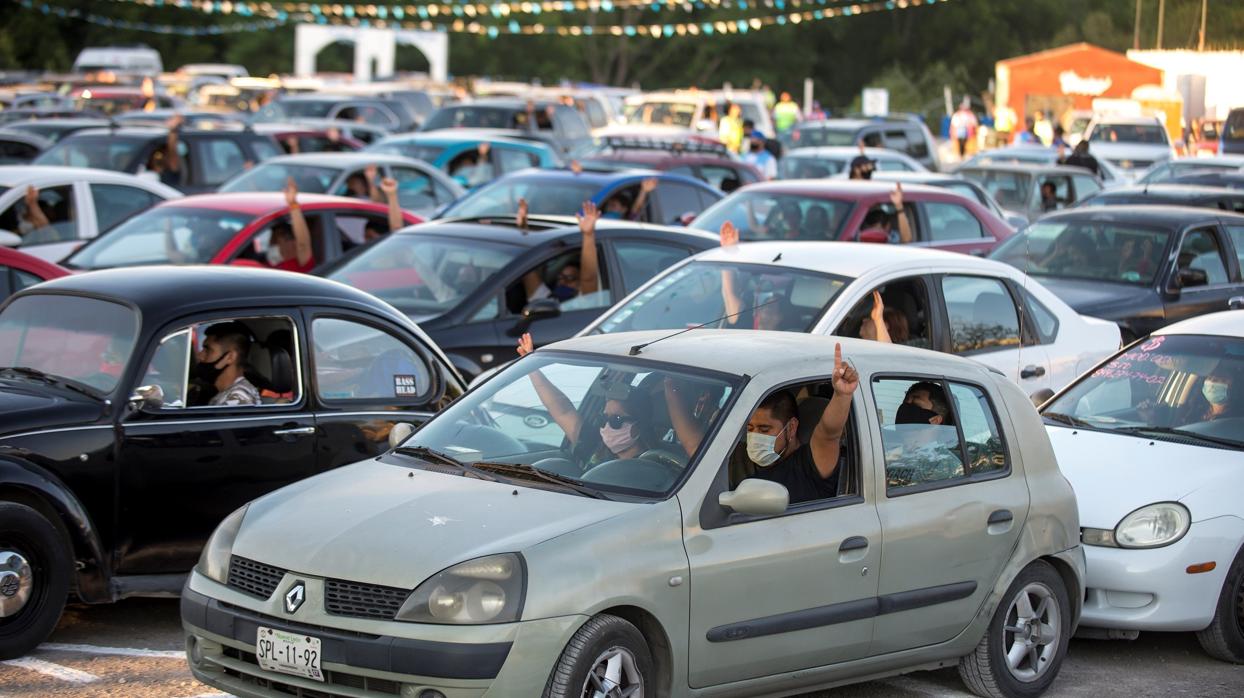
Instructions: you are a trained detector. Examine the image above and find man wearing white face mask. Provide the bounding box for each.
[743,343,859,504]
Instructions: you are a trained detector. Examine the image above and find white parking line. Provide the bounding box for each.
[878,676,976,698]
[0,656,100,684]
[39,642,186,659]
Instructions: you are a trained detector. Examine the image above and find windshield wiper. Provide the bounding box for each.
[393,446,509,483]
[1041,411,1092,428]
[1110,426,1243,450]
[470,461,611,500]
[0,366,102,400]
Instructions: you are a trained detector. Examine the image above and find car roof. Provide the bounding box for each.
[795,119,874,130]
[786,146,913,160]
[444,98,560,109]
[1092,183,1242,199]
[488,168,669,186]
[958,162,1091,175]
[1156,310,1244,339]
[156,192,379,215]
[686,240,1016,278]
[401,216,718,247]
[375,132,544,149]
[1090,115,1164,126]
[65,126,250,138]
[872,172,962,183]
[0,165,172,187]
[1040,204,1244,226]
[735,179,946,198]
[252,152,428,168]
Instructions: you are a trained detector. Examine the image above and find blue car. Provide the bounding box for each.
[367,132,563,190]
[435,168,723,225]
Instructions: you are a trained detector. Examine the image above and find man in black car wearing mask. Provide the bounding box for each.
[193,322,259,407]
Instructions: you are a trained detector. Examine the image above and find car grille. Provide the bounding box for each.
[228,556,287,600]
[221,645,400,696]
[324,579,409,620]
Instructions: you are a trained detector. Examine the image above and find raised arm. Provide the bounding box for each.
[629,177,657,220]
[891,184,912,244]
[809,343,859,478]
[165,114,183,174]
[664,377,705,456]
[22,186,50,232]
[380,177,404,232]
[577,201,601,295]
[867,290,891,343]
[284,178,314,267]
[364,165,383,203]
[518,333,582,444]
[162,215,188,264]
[719,221,744,322]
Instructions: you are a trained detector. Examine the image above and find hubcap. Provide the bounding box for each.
[0,550,34,618]
[580,645,644,698]
[1002,582,1061,683]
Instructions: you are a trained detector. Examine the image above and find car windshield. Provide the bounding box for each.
[219,162,341,193]
[65,207,255,269]
[424,106,544,130]
[593,260,849,334]
[0,294,138,393]
[990,220,1170,285]
[1089,123,1168,144]
[691,191,853,241]
[623,101,697,128]
[791,126,857,147]
[33,135,148,170]
[1044,334,1244,449]
[441,177,600,218]
[401,351,738,498]
[370,142,445,163]
[958,169,1033,210]
[270,100,335,119]
[327,234,521,316]
[779,155,847,179]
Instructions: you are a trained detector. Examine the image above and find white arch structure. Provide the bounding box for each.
[294,24,448,83]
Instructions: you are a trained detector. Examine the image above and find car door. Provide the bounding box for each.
[916,200,994,255]
[1163,225,1242,323]
[87,182,160,236]
[936,274,1052,392]
[868,375,1030,654]
[304,311,452,470]
[115,311,318,574]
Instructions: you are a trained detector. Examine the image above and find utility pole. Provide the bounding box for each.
[1134,0,1142,51]
[1198,0,1208,51]
[1157,0,1165,49]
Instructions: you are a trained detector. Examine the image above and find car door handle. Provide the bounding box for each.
[1229,296,1244,310]
[838,536,869,552]
[988,510,1013,525]
[1019,365,1046,379]
[273,426,316,437]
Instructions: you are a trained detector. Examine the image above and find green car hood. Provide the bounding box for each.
[231,459,635,590]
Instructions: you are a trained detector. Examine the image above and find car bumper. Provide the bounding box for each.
[1080,516,1243,632]
[182,572,583,697]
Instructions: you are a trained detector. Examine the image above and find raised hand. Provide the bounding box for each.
[517,332,534,357]
[720,220,739,247]
[166,113,185,131]
[24,184,38,208]
[889,182,904,209]
[870,290,885,323]
[283,177,298,207]
[379,177,398,197]
[569,159,583,175]
[831,343,860,395]
[364,164,378,184]
[577,200,601,236]
[857,139,867,155]
[477,141,491,156]
[516,197,529,230]
[640,177,658,193]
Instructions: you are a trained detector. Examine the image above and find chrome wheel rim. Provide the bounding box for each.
[580,645,644,698]
[1002,581,1061,683]
[0,549,34,618]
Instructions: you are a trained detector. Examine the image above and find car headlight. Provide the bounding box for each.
[197,505,249,584]
[395,553,525,625]
[1113,502,1190,549]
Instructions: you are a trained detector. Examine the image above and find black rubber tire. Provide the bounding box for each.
[544,614,654,698]
[0,502,71,660]
[958,560,1072,698]
[1195,544,1244,663]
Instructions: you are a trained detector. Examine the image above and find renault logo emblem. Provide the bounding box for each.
[284,580,306,614]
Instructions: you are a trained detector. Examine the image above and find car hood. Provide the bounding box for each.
[1046,426,1239,527]
[1032,277,1158,317]
[1088,142,1172,164]
[233,459,636,589]
[0,381,104,437]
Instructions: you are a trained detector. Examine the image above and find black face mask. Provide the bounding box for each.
[896,402,940,425]
[192,355,226,384]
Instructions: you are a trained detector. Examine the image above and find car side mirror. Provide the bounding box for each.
[388,421,415,449]
[505,297,561,337]
[718,478,789,516]
[127,384,164,412]
[858,229,890,245]
[1029,388,1056,408]
[0,230,20,247]
[1176,267,1209,289]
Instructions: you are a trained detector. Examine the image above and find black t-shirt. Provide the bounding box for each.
[749,443,839,504]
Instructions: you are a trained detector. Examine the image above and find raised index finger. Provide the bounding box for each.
[834,342,842,371]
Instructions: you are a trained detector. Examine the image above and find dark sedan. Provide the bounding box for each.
[319,216,719,378]
[0,267,464,658]
[1077,184,1244,214]
[990,206,1244,341]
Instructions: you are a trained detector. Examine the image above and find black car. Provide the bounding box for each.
[991,206,1244,341]
[0,267,464,657]
[0,117,111,144]
[1170,170,1244,190]
[421,98,595,158]
[32,126,285,193]
[320,216,719,378]
[1077,183,1244,214]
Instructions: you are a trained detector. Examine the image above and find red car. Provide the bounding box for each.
[690,180,1016,256]
[0,247,69,301]
[61,193,420,272]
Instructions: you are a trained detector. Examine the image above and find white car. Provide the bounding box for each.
[0,166,182,262]
[1039,310,1244,662]
[1082,116,1175,179]
[578,241,1120,397]
[779,146,928,179]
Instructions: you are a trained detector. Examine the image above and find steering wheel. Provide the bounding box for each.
[581,456,680,492]
[638,448,687,474]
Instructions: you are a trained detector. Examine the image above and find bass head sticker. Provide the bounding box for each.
[394,375,419,397]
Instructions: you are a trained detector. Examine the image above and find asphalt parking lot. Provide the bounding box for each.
[1,598,1239,698]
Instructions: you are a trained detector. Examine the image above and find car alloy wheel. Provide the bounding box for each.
[1002,581,1061,682]
[0,550,34,618]
[581,646,643,698]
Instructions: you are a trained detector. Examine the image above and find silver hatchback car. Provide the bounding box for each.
[182,332,1083,698]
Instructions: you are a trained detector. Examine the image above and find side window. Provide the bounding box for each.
[16,184,78,245]
[860,200,921,243]
[1225,225,1244,272]
[496,147,539,174]
[0,140,40,164]
[312,317,432,402]
[882,129,909,154]
[13,268,42,293]
[90,184,158,233]
[654,183,705,224]
[1036,176,1072,210]
[923,202,986,242]
[613,239,692,292]
[700,164,749,192]
[1019,287,1059,344]
[941,275,1021,354]
[1071,175,1101,201]
[555,106,590,140]
[948,383,1008,477]
[334,212,392,249]
[391,167,444,210]
[860,130,882,148]
[198,138,250,186]
[841,277,933,349]
[905,128,930,158]
[1177,228,1229,286]
[504,246,611,315]
[0,266,12,299]
[249,137,284,162]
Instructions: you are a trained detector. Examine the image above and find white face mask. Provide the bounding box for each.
[745,420,790,467]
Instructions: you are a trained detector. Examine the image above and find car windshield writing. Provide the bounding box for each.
[220,163,341,193]
[991,221,1169,285]
[0,294,138,392]
[328,234,521,317]
[405,352,737,497]
[66,207,254,269]
[691,191,852,241]
[1045,334,1244,449]
[33,135,147,170]
[444,178,599,218]
[594,261,848,334]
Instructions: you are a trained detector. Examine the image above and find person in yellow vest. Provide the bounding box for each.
[719,102,745,154]
[993,103,1017,147]
[773,92,802,136]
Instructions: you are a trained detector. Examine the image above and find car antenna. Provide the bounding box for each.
[629,297,780,356]
[772,252,782,262]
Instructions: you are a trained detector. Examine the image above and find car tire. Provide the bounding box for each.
[0,502,71,660]
[1195,544,1244,663]
[958,560,1071,698]
[544,614,653,698]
